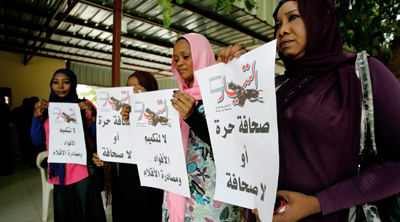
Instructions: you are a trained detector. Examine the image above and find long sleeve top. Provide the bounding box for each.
[183,100,211,146]
[314,58,400,215]
[277,57,400,221]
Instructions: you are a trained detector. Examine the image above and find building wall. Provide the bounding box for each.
[0,51,66,108]
[70,61,178,89]
[0,51,66,157]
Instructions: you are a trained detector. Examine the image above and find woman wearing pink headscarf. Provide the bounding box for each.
[163,33,242,222]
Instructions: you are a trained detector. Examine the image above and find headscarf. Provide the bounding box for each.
[168,33,215,222]
[272,0,359,109]
[47,68,79,189]
[273,0,343,63]
[48,68,79,103]
[127,71,159,91]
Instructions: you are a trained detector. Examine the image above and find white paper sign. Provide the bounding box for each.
[48,102,87,165]
[195,40,279,222]
[129,89,190,198]
[96,87,135,163]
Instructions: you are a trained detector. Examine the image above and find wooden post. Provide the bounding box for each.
[111,0,122,87]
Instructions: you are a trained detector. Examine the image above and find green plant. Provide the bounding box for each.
[157,0,257,27]
[333,0,400,62]
[158,0,184,27]
[211,0,257,15]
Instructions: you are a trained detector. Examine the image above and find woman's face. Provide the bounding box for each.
[275,1,307,60]
[51,73,71,98]
[127,76,139,87]
[173,39,194,88]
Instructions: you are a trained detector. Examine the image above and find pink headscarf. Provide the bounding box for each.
[167,33,216,222]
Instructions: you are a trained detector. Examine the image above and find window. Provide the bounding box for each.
[77,84,105,107]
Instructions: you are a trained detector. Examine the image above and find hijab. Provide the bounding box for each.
[273,0,343,64]
[168,33,216,222]
[127,71,159,91]
[272,0,359,109]
[49,68,79,103]
[47,69,80,189]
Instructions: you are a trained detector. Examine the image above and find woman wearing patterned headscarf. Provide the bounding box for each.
[220,0,400,221]
[163,33,242,222]
[31,69,106,222]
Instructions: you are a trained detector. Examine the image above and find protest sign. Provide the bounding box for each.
[129,89,190,197]
[48,102,87,165]
[196,40,279,222]
[96,87,135,163]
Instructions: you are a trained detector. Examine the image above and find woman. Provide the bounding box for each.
[164,33,242,222]
[223,0,400,221]
[31,68,106,222]
[93,71,164,222]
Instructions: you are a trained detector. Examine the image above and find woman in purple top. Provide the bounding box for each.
[219,0,400,221]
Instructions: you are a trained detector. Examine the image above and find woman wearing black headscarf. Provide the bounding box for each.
[31,68,106,222]
[219,0,400,221]
[92,71,164,222]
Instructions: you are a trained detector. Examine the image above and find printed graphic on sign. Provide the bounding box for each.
[211,61,264,107]
[195,40,279,222]
[129,89,190,197]
[48,103,87,165]
[135,99,171,127]
[53,106,78,123]
[96,87,135,164]
[99,90,130,112]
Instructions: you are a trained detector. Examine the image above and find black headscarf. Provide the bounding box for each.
[127,71,159,91]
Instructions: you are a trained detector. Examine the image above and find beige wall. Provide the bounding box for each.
[0,50,66,108]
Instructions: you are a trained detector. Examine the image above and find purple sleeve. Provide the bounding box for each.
[30,116,45,146]
[316,57,400,215]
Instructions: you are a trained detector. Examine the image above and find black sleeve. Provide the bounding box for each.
[184,101,211,146]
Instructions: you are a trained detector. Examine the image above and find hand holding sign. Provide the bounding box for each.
[218,44,247,64]
[120,105,131,123]
[171,90,196,120]
[78,101,96,122]
[34,99,49,118]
